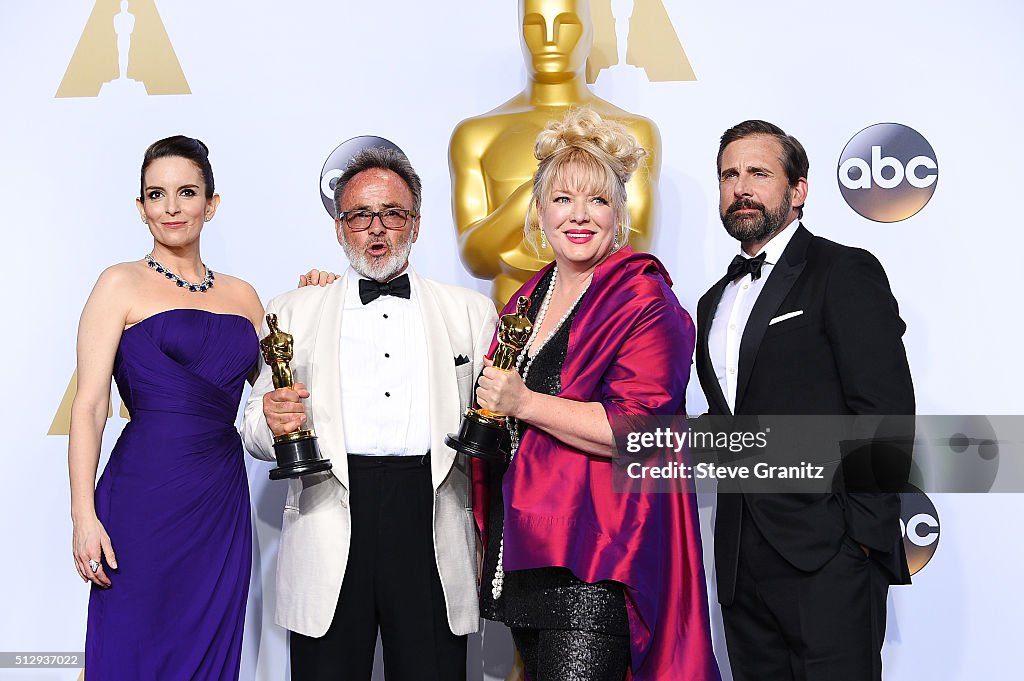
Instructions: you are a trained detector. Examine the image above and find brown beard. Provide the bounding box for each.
[721,193,791,244]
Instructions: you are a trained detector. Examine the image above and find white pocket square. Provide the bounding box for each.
[769,310,804,326]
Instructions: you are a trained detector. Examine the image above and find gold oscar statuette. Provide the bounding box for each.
[260,314,332,480]
[445,296,534,460]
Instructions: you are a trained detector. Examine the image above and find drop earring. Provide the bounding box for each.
[540,229,548,250]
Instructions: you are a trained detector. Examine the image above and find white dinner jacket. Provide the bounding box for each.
[241,269,496,637]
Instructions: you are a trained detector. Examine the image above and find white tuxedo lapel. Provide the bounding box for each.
[310,274,350,491]
[412,272,461,489]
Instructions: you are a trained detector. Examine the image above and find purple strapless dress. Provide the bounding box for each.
[85,309,259,680]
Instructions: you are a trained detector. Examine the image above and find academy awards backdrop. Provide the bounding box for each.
[1,1,1020,679]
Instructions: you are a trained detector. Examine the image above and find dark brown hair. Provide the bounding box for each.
[139,135,215,200]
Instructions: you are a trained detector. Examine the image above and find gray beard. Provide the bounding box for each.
[341,234,413,282]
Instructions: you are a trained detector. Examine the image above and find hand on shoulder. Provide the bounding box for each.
[298,268,340,288]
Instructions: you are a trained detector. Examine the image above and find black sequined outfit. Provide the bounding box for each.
[480,269,631,680]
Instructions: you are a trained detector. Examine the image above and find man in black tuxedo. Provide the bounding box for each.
[696,120,914,681]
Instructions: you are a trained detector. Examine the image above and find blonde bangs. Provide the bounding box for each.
[543,147,619,204]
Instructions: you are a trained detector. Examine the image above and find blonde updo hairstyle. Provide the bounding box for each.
[525,107,647,253]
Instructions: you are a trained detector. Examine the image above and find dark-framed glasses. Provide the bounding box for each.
[338,208,417,231]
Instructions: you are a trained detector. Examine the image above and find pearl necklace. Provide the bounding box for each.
[492,265,592,601]
[145,254,215,293]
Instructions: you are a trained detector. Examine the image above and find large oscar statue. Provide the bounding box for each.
[450,0,662,307]
[446,296,533,460]
[259,314,332,481]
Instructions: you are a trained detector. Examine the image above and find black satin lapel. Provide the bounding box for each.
[733,225,813,409]
[735,259,806,410]
[698,276,732,415]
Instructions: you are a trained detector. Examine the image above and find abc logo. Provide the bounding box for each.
[320,136,403,217]
[899,484,939,575]
[837,123,938,223]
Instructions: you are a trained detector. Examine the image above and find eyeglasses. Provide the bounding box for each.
[338,208,417,232]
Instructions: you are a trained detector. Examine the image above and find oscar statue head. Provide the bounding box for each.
[520,0,593,83]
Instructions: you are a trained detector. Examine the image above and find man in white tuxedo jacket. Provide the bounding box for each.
[242,147,496,681]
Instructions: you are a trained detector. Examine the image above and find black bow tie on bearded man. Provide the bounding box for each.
[358,273,412,305]
[726,252,767,282]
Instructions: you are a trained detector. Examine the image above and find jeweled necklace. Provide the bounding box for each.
[492,265,592,601]
[144,253,215,293]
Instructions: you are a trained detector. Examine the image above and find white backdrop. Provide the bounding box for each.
[2,1,1022,679]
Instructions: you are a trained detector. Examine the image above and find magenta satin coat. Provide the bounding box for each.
[473,248,721,681]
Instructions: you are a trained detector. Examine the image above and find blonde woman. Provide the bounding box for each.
[473,109,720,681]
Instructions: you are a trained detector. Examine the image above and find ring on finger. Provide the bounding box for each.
[88,559,101,573]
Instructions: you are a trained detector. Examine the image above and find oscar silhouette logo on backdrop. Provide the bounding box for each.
[56,0,190,98]
[586,0,696,83]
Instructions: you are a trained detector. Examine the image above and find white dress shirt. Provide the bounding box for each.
[338,267,431,456]
[709,219,800,412]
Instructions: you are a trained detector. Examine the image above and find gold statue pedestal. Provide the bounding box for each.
[270,429,332,480]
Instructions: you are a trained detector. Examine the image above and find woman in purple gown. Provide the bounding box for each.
[68,136,264,680]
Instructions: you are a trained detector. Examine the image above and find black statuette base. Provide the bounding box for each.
[445,413,507,461]
[270,435,332,480]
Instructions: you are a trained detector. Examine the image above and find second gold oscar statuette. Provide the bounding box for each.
[445,296,533,460]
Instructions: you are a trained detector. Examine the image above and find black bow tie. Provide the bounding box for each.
[726,253,767,282]
[358,273,411,305]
